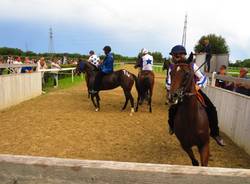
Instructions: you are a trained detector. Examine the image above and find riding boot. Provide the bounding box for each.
[168,105,177,135]
[199,90,226,146]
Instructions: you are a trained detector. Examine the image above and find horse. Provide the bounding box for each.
[169,61,210,166]
[75,60,137,115]
[135,71,154,112]
[134,57,155,112]
[162,58,171,72]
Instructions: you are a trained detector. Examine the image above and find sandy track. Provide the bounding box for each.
[0,65,250,168]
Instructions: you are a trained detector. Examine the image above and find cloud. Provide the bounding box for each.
[0,0,250,59]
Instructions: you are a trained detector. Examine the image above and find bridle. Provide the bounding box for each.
[170,63,196,105]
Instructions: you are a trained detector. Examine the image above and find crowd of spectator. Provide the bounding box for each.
[215,65,250,96]
[0,56,77,91]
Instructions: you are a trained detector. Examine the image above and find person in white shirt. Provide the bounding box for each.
[37,57,48,88]
[51,58,61,88]
[88,50,100,68]
[13,57,22,73]
[141,48,153,71]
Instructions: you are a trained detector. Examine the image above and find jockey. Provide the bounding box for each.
[88,50,100,68]
[167,45,225,146]
[141,48,153,72]
[90,46,114,94]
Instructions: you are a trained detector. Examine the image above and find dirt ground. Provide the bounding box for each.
[1,65,250,168]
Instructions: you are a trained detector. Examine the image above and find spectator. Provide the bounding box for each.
[215,65,234,90]
[0,57,4,75]
[37,57,48,88]
[13,57,23,73]
[51,58,61,88]
[21,57,33,73]
[201,39,212,73]
[235,68,250,96]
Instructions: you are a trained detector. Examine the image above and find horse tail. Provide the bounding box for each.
[131,74,139,93]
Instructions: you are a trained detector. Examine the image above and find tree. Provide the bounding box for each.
[194,34,229,54]
[150,51,164,63]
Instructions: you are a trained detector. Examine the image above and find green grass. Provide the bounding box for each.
[43,74,85,92]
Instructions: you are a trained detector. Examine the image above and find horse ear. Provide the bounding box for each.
[187,52,194,64]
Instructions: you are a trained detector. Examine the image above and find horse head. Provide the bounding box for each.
[75,60,86,76]
[169,60,195,105]
[75,60,97,76]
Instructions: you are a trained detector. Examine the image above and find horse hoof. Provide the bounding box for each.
[95,108,99,112]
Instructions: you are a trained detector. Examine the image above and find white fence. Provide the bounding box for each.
[0,72,42,110]
[0,154,250,184]
[204,86,250,155]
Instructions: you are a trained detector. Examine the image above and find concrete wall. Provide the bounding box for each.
[0,72,42,111]
[0,154,250,184]
[195,54,229,73]
[204,86,250,155]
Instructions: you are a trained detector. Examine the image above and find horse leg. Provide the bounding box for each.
[198,143,209,166]
[96,93,101,111]
[128,91,135,116]
[91,94,99,111]
[122,90,129,111]
[182,146,199,166]
[148,89,152,113]
[135,94,140,112]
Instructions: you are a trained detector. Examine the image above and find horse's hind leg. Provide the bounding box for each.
[183,146,199,166]
[122,91,129,111]
[198,143,209,166]
[135,95,140,112]
[128,92,134,115]
[148,89,152,113]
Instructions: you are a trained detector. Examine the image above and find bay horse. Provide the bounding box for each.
[169,62,210,166]
[75,60,137,115]
[134,57,154,112]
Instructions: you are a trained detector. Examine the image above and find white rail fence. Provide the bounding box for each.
[0,154,250,184]
[203,73,250,155]
[0,72,42,111]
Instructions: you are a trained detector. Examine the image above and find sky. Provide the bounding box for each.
[0,0,250,61]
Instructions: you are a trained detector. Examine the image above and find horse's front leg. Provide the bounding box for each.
[90,94,98,111]
[96,93,101,111]
[198,143,209,166]
[182,146,199,166]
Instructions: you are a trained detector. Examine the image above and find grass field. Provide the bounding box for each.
[43,74,84,92]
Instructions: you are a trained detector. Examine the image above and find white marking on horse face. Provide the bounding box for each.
[177,66,181,72]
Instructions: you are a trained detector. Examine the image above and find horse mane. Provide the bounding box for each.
[81,60,98,72]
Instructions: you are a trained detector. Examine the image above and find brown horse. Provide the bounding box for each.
[75,60,137,115]
[135,70,155,113]
[169,62,210,166]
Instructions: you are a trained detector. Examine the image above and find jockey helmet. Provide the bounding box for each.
[141,48,148,55]
[170,45,187,55]
[89,50,95,55]
[103,45,111,53]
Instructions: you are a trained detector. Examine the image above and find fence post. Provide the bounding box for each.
[71,69,74,83]
[211,72,216,87]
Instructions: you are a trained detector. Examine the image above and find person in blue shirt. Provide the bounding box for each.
[90,45,114,94]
